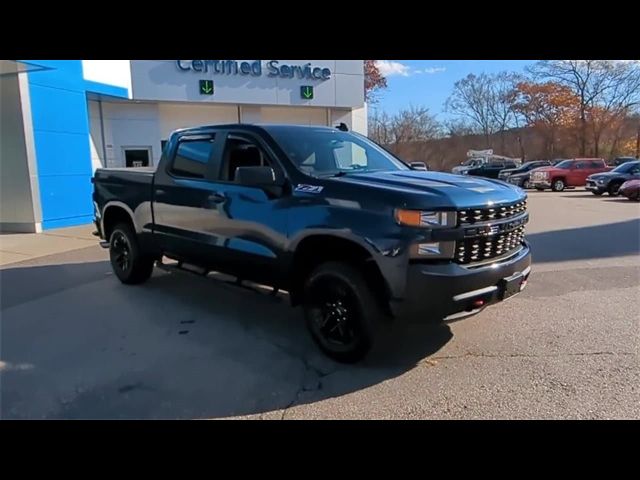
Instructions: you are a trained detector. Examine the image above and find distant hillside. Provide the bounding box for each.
[383,120,639,172]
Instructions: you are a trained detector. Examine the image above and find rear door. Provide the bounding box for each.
[152,130,228,264]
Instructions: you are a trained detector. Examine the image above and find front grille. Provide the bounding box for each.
[458,200,527,225]
[455,226,526,264]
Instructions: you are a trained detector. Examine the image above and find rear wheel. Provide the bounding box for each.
[551,179,565,192]
[303,262,383,363]
[109,223,154,284]
[591,191,603,196]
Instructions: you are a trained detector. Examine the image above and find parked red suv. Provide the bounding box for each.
[529,158,612,192]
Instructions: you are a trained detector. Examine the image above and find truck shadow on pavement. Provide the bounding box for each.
[526,219,640,263]
[0,259,452,419]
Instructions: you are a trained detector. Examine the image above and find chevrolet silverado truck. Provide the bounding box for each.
[92,124,531,363]
[585,160,640,196]
[529,158,612,192]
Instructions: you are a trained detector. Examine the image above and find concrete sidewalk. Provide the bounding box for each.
[0,225,98,267]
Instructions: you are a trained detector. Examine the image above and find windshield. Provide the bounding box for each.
[613,161,639,173]
[555,160,574,169]
[266,127,410,177]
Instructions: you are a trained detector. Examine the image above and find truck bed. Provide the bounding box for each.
[93,168,156,226]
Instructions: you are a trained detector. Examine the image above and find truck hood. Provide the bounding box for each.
[329,170,525,208]
[530,166,561,174]
[588,171,624,180]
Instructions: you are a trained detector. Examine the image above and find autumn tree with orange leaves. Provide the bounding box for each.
[364,60,388,103]
[513,81,580,158]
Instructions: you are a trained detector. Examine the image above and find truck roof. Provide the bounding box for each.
[172,123,340,135]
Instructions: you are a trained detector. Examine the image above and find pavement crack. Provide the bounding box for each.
[236,327,340,420]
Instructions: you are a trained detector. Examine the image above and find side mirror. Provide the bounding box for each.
[235,166,278,186]
[409,161,428,171]
[235,166,283,197]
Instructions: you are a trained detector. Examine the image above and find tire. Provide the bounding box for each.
[302,261,383,363]
[522,179,530,189]
[608,182,622,197]
[591,191,603,196]
[551,178,565,192]
[109,222,154,284]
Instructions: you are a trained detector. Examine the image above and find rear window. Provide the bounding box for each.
[170,137,215,179]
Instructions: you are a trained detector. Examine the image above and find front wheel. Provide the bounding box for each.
[522,179,530,189]
[608,182,621,197]
[303,262,383,363]
[551,179,565,192]
[109,223,155,284]
[591,191,603,196]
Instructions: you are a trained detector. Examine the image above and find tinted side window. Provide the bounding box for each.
[575,162,587,169]
[589,161,604,168]
[170,138,215,179]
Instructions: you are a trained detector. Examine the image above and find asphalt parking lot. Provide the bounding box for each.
[1,190,638,419]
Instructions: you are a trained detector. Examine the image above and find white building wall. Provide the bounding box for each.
[101,102,161,166]
[157,103,238,138]
[90,100,369,169]
[259,106,327,126]
[351,104,368,136]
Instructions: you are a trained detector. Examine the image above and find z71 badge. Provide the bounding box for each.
[295,184,324,193]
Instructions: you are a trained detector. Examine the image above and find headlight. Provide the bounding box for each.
[394,209,452,227]
[597,178,606,185]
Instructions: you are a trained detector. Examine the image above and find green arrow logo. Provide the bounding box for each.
[200,80,213,95]
[301,86,313,99]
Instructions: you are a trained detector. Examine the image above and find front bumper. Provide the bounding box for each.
[390,241,531,322]
[585,181,606,193]
[530,179,550,188]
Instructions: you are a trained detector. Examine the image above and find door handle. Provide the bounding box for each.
[207,193,225,204]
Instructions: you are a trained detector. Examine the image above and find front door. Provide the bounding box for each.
[203,131,289,285]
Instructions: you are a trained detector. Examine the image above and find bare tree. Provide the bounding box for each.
[528,60,640,156]
[368,109,394,145]
[445,73,495,147]
[391,105,441,144]
[489,72,522,154]
[444,119,478,137]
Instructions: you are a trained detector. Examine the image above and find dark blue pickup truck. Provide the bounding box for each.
[92,124,531,362]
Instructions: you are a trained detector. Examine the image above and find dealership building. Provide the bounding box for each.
[0,60,366,232]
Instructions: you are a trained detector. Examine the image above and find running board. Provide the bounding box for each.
[156,261,208,276]
[156,261,283,298]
